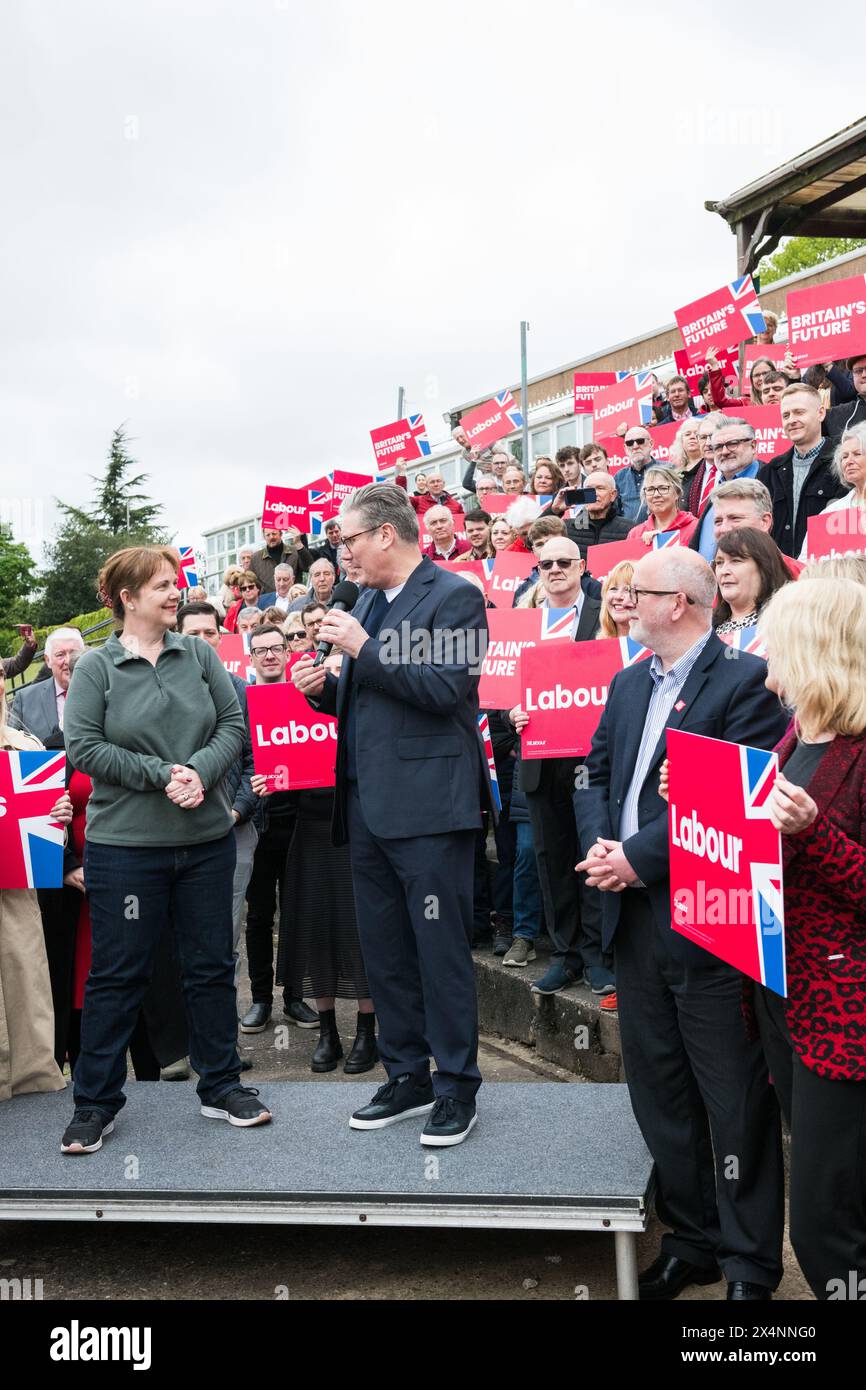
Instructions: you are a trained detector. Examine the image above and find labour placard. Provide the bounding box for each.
[519,636,650,758]
[247,679,337,789]
[592,373,656,441]
[459,390,524,451]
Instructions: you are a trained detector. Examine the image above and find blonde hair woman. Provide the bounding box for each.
[0,667,69,1101]
[597,560,637,638]
[798,422,866,560]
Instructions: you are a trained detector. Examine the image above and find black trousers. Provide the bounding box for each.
[526,760,607,973]
[615,889,784,1288]
[755,985,866,1299]
[245,819,295,1005]
[347,786,481,1103]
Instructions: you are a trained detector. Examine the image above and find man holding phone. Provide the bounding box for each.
[566,472,633,556]
[2,622,38,681]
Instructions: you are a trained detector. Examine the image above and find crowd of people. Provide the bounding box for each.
[2,330,866,1301]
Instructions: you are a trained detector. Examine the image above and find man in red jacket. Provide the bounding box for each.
[394,464,462,516]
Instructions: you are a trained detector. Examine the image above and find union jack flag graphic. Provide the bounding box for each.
[617,635,651,668]
[495,389,524,431]
[307,474,334,508]
[176,546,199,590]
[407,413,431,458]
[541,607,578,639]
[477,713,502,812]
[739,744,777,819]
[0,750,65,889]
[652,530,682,550]
[632,370,656,428]
[751,860,786,997]
[479,557,496,584]
[718,625,767,658]
[728,274,766,337]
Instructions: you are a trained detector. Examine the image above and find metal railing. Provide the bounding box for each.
[3,614,115,701]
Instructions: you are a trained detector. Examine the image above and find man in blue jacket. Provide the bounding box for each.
[293,484,490,1147]
[574,547,789,1302]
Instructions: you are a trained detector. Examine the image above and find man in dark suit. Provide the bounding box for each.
[574,547,789,1301]
[11,627,85,742]
[509,539,609,991]
[293,483,489,1147]
[762,384,848,556]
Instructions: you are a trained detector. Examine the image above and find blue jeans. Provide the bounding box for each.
[512,821,543,942]
[75,834,241,1116]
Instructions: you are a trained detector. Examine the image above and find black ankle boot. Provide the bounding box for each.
[343,1012,379,1074]
[311,1009,343,1073]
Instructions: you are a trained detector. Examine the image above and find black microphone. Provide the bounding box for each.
[312,580,360,667]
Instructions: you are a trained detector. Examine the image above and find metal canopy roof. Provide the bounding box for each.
[706,116,866,274]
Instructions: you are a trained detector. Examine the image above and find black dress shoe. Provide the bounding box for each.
[283,998,319,1028]
[727,1281,772,1300]
[420,1097,477,1147]
[349,1074,434,1130]
[343,1012,379,1074]
[239,1002,271,1034]
[311,1009,343,1073]
[639,1253,722,1301]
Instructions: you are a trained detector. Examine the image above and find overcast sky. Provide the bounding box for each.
[1,0,861,564]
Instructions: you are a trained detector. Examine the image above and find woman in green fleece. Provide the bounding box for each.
[60,546,272,1154]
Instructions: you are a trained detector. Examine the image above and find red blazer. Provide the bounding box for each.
[774,725,866,1082]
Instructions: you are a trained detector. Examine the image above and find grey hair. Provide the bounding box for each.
[341,482,419,545]
[45,626,86,658]
[238,606,262,622]
[640,465,684,504]
[424,505,453,524]
[713,415,756,442]
[832,422,866,487]
[308,556,335,572]
[274,563,294,577]
[713,478,773,514]
[506,496,541,530]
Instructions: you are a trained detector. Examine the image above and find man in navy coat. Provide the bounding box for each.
[574,547,789,1301]
[293,483,490,1147]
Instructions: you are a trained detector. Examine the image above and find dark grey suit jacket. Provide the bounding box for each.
[11,677,62,744]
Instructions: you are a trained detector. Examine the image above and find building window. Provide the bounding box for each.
[531,427,550,459]
[207,534,217,555]
[556,420,578,450]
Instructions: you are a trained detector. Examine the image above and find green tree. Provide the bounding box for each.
[757,236,866,287]
[35,426,168,627]
[0,529,39,657]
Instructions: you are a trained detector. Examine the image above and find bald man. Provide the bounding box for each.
[574,547,789,1301]
[423,506,470,561]
[566,471,632,556]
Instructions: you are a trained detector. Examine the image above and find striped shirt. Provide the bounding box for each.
[620,629,714,841]
[791,441,824,520]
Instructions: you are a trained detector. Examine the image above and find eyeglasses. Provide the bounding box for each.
[709,438,752,454]
[240,584,260,592]
[340,526,381,551]
[538,557,579,571]
[627,586,695,605]
[625,438,650,448]
[250,643,287,657]
[645,485,674,495]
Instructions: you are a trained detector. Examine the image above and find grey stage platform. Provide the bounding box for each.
[0,1082,654,1299]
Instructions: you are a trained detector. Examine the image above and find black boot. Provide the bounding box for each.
[343,1012,379,1074]
[311,1009,343,1073]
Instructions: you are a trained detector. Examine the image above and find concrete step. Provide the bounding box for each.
[473,944,623,1082]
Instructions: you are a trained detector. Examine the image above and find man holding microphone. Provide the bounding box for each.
[292,483,490,1147]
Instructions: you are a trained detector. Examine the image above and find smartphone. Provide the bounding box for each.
[563,488,597,507]
[16,624,34,640]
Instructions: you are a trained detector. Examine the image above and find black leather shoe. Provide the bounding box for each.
[311,1009,343,1073]
[240,1002,271,1034]
[639,1253,722,1301]
[727,1281,772,1300]
[343,1012,379,1074]
[283,998,319,1028]
[420,1097,477,1147]
[349,1074,434,1130]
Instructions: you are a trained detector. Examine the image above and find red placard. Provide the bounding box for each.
[596,434,628,471]
[741,343,790,378]
[479,492,512,514]
[477,607,576,710]
[583,535,647,582]
[805,507,866,561]
[321,470,378,522]
[419,511,467,549]
[520,636,651,758]
[786,273,866,369]
[668,728,786,994]
[732,404,788,460]
[216,634,249,682]
[573,372,620,415]
[592,374,655,442]
[247,679,337,790]
[485,551,537,608]
[459,390,523,451]
[438,559,488,587]
[673,346,740,395]
[261,485,310,531]
[370,414,429,467]
[647,420,683,465]
[675,275,765,364]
